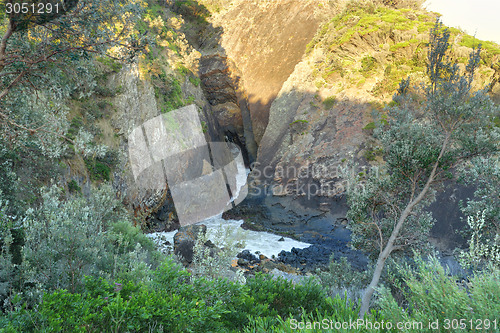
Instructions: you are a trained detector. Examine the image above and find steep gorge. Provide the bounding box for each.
[91,0,500,259]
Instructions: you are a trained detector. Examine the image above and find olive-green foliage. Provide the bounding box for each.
[2,185,161,309]
[458,156,500,269]
[363,122,376,130]
[84,157,111,181]
[315,254,372,301]
[347,20,500,259]
[322,96,337,109]
[96,56,123,73]
[378,253,500,331]
[67,180,81,193]
[172,0,211,26]
[83,150,118,181]
[307,1,500,98]
[1,268,226,333]
[247,273,330,319]
[66,116,83,141]
[361,55,377,73]
[364,147,383,161]
[0,145,21,213]
[153,71,185,113]
[290,119,309,125]
[0,0,146,158]
[243,295,382,333]
[189,75,201,87]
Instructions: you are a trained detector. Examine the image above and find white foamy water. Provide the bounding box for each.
[146,158,310,258]
[147,215,310,259]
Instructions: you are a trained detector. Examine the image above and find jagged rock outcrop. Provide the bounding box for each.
[205,0,334,144]
[199,54,243,137]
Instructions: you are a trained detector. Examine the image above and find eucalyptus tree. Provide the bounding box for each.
[347,20,500,317]
[0,0,147,155]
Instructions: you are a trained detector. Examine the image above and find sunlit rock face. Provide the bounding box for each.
[205,0,328,145]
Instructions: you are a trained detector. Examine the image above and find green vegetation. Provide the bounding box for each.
[152,70,186,113]
[347,20,500,317]
[67,180,81,193]
[363,147,383,161]
[0,0,499,330]
[363,122,376,130]
[290,119,309,125]
[85,157,112,181]
[189,75,201,87]
[389,38,419,52]
[0,185,381,331]
[361,55,377,73]
[322,96,337,109]
[307,0,500,99]
[96,56,123,73]
[83,150,118,182]
[379,253,500,329]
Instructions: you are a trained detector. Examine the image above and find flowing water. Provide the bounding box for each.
[147,156,311,258]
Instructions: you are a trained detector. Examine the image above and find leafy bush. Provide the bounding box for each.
[96,56,123,73]
[458,156,500,269]
[246,273,329,319]
[189,75,201,87]
[1,257,381,333]
[190,224,246,282]
[378,253,500,331]
[1,271,227,333]
[84,149,119,182]
[361,55,377,73]
[1,185,162,309]
[322,96,337,109]
[67,180,81,193]
[66,116,83,141]
[243,295,381,333]
[94,84,117,98]
[153,72,185,113]
[84,158,111,181]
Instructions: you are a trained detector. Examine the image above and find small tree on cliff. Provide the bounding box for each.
[0,0,147,154]
[347,20,500,317]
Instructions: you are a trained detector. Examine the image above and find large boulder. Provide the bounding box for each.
[173,224,207,263]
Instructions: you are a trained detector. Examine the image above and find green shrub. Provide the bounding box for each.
[67,180,81,193]
[246,273,329,319]
[2,272,227,333]
[189,75,201,87]
[2,185,161,308]
[66,116,83,141]
[322,96,337,109]
[315,254,372,301]
[84,158,111,181]
[176,64,190,76]
[378,253,500,331]
[153,73,185,113]
[94,85,116,97]
[290,119,309,125]
[243,295,381,333]
[363,122,376,130]
[361,55,376,74]
[96,56,123,72]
